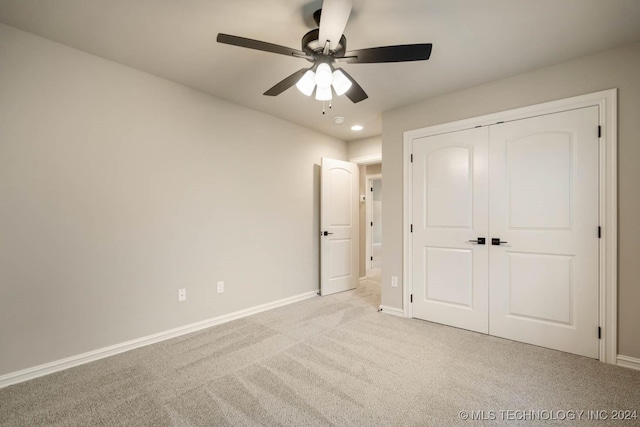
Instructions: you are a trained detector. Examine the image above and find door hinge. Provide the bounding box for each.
[598,326,602,339]
[598,226,602,239]
[410,154,413,163]
[410,294,413,303]
[410,224,413,233]
[598,125,602,138]
[371,221,373,227]
[371,187,373,192]
[371,256,373,261]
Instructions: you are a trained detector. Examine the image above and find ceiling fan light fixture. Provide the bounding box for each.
[331,69,352,96]
[315,85,333,101]
[217,1,434,107]
[314,63,333,88]
[296,70,316,96]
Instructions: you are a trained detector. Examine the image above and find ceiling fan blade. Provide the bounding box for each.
[263,68,310,96]
[318,0,353,52]
[337,68,368,103]
[344,43,432,63]
[217,33,310,59]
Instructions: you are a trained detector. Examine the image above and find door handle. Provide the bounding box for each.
[322,231,334,236]
[468,237,486,245]
[492,238,508,246]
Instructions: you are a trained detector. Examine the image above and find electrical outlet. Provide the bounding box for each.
[178,288,186,301]
[391,276,398,288]
[217,281,224,294]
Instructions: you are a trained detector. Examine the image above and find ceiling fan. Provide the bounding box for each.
[216,0,432,104]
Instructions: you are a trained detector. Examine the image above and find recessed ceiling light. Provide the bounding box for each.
[333,116,345,124]
[351,125,363,131]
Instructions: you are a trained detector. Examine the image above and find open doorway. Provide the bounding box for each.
[350,155,382,309]
[367,174,382,276]
[356,163,381,279]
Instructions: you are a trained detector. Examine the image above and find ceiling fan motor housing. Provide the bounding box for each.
[302,29,347,59]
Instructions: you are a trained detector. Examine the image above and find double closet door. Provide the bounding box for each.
[411,107,600,358]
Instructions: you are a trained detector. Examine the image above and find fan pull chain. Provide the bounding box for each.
[321,100,333,115]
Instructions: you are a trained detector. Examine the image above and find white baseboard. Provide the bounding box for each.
[0,290,318,389]
[378,305,405,317]
[617,355,640,371]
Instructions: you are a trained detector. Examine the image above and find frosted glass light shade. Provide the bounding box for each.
[314,63,333,88]
[296,70,316,96]
[315,85,332,101]
[331,69,352,96]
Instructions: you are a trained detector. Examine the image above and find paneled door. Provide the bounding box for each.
[412,107,600,358]
[320,158,359,296]
[411,127,489,333]
[489,107,599,358]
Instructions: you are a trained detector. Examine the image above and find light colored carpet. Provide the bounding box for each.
[1,277,639,426]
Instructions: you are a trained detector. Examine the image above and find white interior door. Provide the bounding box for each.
[489,107,600,358]
[320,158,359,296]
[411,127,489,333]
[411,107,600,358]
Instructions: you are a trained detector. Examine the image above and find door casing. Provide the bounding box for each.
[402,89,617,364]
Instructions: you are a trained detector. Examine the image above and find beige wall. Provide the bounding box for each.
[348,135,382,161]
[366,164,382,176]
[381,41,640,359]
[0,24,347,376]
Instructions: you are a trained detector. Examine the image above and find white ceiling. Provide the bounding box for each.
[2,0,640,141]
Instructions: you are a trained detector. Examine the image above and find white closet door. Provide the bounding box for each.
[412,127,489,333]
[488,107,600,358]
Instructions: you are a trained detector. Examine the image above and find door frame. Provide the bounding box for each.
[366,173,382,276]
[402,89,617,364]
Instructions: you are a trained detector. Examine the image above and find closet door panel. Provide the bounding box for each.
[488,107,599,358]
[412,127,489,333]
